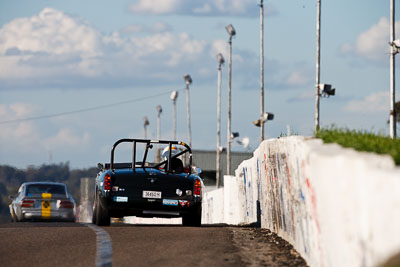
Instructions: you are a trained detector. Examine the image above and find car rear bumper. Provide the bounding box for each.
[22,209,75,221]
[106,198,201,218]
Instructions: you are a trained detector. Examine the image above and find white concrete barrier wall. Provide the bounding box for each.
[202,136,400,267]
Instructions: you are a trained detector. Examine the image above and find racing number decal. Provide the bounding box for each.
[41,193,52,219]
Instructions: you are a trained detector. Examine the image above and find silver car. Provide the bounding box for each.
[9,182,76,222]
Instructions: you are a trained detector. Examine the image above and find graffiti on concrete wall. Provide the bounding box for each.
[247,141,323,263]
[205,136,400,267]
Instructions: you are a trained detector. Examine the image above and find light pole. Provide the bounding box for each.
[156,105,162,140]
[260,0,265,142]
[183,74,193,147]
[314,0,336,132]
[314,0,321,133]
[170,91,179,140]
[155,105,162,162]
[143,116,149,139]
[390,0,397,138]
[216,53,224,188]
[226,24,235,175]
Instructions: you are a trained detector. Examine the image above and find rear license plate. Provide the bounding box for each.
[142,191,162,199]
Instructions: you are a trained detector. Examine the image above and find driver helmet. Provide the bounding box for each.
[161,146,179,160]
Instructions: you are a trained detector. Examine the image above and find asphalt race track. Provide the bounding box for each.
[0,222,307,267]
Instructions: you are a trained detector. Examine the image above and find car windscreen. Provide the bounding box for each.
[26,184,67,196]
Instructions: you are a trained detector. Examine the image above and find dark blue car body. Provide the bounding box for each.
[92,139,203,226]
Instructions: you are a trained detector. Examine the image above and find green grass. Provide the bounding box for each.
[315,127,400,165]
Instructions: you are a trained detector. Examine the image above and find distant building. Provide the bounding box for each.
[192,150,252,186]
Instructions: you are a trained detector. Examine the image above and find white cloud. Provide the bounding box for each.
[0,103,41,153]
[129,0,182,15]
[0,8,215,89]
[129,0,276,16]
[0,102,91,158]
[121,22,172,34]
[121,24,146,34]
[344,91,389,112]
[0,8,103,82]
[355,17,390,61]
[193,4,212,14]
[151,22,172,33]
[0,8,101,56]
[211,40,228,59]
[0,103,39,121]
[340,17,400,62]
[44,128,90,150]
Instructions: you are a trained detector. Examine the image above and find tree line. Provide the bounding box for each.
[0,163,97,214]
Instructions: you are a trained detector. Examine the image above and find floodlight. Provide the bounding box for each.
[216,53,225,65]
[170,90,178,101]
[253,119,261,127]
[242,137,250,148]
[237,137,250,149]
[156,105,162,115]
[143,116,149,126]
[183,74,192,85]
[395,101,400,122]
[262,112,274,121]
[253,112,274,127]
[393,39,400,48]
[230,132,239,139]
[391,40,400,54]
[319,84,335,97]
[225,24,236,37]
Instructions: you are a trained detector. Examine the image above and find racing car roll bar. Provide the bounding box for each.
[110,139,192,174]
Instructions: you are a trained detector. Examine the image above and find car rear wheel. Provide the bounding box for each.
[182,206,201,227]
[95,197,110,226]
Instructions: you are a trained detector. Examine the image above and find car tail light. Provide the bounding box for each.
[21,199,35,208]
[194,179,201,196]
[104,173,111,191]
[57,200,74,209]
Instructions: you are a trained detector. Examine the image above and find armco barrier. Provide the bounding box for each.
[202,136,400,267]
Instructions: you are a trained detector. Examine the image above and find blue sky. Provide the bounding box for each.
[0,0,397,169]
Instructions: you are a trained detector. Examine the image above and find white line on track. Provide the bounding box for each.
[86,224,113,267]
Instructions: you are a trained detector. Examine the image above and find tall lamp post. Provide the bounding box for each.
[156,105,162,140]
[260,0,265,141]
[155,105,162,162]
[314,0,321,133]
[170,91,179,140]
[226,24,236,175]
[216,53,224,187]
[390,0,397,138]
[314,0,336,132]
[183,74,193,147]
[143,116,149,139]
